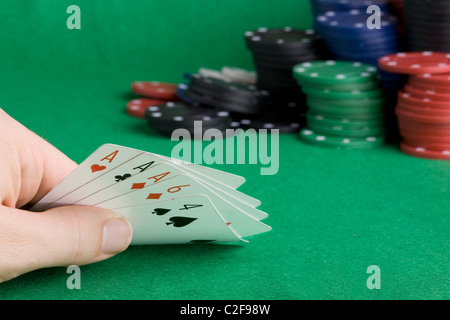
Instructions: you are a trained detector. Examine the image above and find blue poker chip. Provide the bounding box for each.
[323,39,399,55]
[326,46,398,57]
[378,68,408,89]
[377,69,406,81]
[316,27,398,42]
[333,47,397,59]
[333,54,379,67]
[315,10,398,36]
[333,52,398,65]
[315,27,397,42]
[310,0,389,16]
[318,28,399,44]
[323,40,399,66]
[328,35,399,53]
[314,9,400,68]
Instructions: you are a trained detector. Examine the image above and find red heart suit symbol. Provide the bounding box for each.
[91,164,106,173]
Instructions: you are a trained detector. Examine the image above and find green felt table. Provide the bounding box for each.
[0,0,449,300]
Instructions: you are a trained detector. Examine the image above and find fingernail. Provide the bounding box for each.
[101,218,132,254]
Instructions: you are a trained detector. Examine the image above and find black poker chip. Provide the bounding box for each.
[405,0,450,14]
[184,74,271,115]
[188,73,270,101]
[185,89,268,115]
[247,46,326,58]
[252,54,321,69]
[187,85,267,109]
[404,0,450,52]
[254,77,302,93]
[244,27,325,50]
[145,102,234,137]
[239,116,304,134]
[255,81,300,94]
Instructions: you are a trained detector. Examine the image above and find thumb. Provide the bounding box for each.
[0,205,132,283]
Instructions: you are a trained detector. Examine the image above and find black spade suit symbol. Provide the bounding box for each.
[115,174,131,182]
[152,208,171,216]
[166,216,197,228]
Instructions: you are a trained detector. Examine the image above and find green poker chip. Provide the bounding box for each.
[307,110,384,121]
[307,121,386,137]
[299,128,384,149]
[293,60,379,86]
[300,80,381,92]
[306,111,385,127]
[307,96,385,108]
[307,98,385,116]
[302,86,383,100]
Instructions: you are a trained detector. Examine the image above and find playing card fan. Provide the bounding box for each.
[31,144,271,244]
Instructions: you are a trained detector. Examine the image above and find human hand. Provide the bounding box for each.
[0,109,132,283]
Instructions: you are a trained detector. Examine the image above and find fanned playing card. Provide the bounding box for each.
[31,144,271,244]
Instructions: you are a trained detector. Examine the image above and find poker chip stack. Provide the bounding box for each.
[311,7,405,142]
[176,28,334,134]
[404,0,450,52]
[244,28,329,93]
[182,72,305,133]
[396,88,450,160]
[313,9,403,90]
[129,80,240,137]
[293,60,387,149]
[128,81,180,119]
[243,28,331,125]
[379,52,450,160]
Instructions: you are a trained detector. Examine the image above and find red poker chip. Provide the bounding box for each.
[399,126,450,140]
[404,84,450,101]
[126,98,166,118]
[398,121,450,136]
[400,142,450,161]
[378,52,450,75]
[396,108,450,125]
[402,134,450,145]
[398,91,450,110]
[408,78,450,93]
[398,125,450,143]
[411,72,450,86]
[398,117,450,128]
[397,104,450,119]
[397,102,450,117]
[131,81,178,100]
[400,134,450,146]
[403,138,450,151]
[399,120,450,132]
